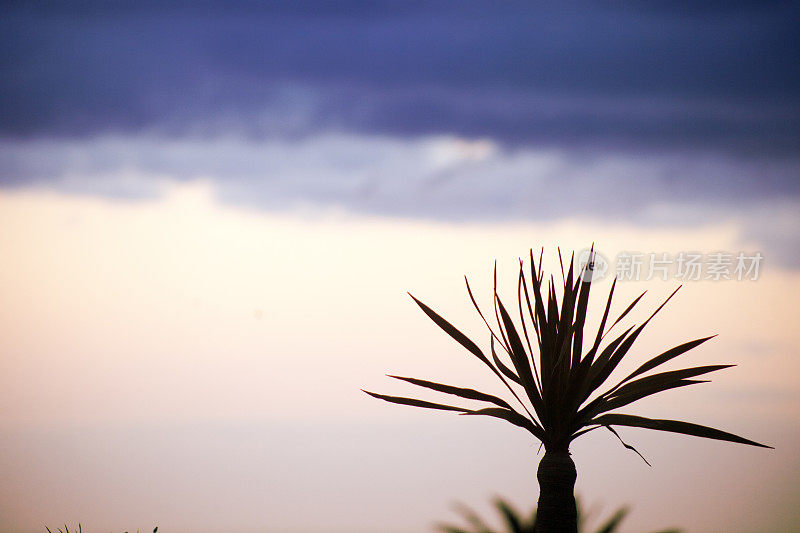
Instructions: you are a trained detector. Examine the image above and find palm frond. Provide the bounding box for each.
[462,408,545,440]
[388,375,516,411]
[437,496,675,533]
[615,335,718,387]
[362,390,470,413]
[592,413,772,448]
[366,248,770,455]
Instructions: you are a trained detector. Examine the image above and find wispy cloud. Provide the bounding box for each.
[2,132,798,266]
[2,2,798,263]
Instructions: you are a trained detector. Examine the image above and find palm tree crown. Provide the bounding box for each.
[364,249,770,457]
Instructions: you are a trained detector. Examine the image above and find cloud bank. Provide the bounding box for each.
[1,2,798,264]
[2,133,797,266]
[2,2,798,151]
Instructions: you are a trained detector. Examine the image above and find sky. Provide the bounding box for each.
[1,2,799,532]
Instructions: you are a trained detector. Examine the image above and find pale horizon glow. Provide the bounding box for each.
[0,183,798,532]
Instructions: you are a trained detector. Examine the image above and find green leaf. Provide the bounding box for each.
[595,506,629,533]
[593,379,707,417]
[487,336,544,428]
[410,292,532,419]
[569,278,618,405]
[572,249,593,368]
[529,250,551,357]
[363,391,546,441]
[436,525,471,533]
[493,261,513,355]
[587,287,682,398]
[462,408,544,440]
[369,249,770,462]
[604,424,651,466]
[610,364,732,402]
[571,424,601,440]
[491,336,522,385]
[590,277,617,358]
[456,503,493,533]
[577,378,707,425]
[519,264,543,352]
[517,264,542,390]
[616,335,717,387]
[465,275,510,357]
[496,297,544,415]
[565,277,616,413]
[608,289,646,332]
[409,293,487,363]
[362,390,468,413]
[547,277,559,338]
[588,326,643,395]
[388,375,515,411]
[558,256,576,357]
[592,413,772,448]
[494,498,525,533]
[582,326,635,401]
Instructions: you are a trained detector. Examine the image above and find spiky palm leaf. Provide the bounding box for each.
[364,248,770,458]
[45,526,157,533]
[437,497,678,533]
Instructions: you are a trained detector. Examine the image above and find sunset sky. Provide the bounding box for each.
[1,3,799,532]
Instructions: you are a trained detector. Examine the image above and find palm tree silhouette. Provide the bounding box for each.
[437,497,679,533]
[364,248,770,532]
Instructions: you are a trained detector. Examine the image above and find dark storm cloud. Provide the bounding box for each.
[2,1,799,268]
[2,1,798,151]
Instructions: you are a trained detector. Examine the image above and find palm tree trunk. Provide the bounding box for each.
[536,451,577,532]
